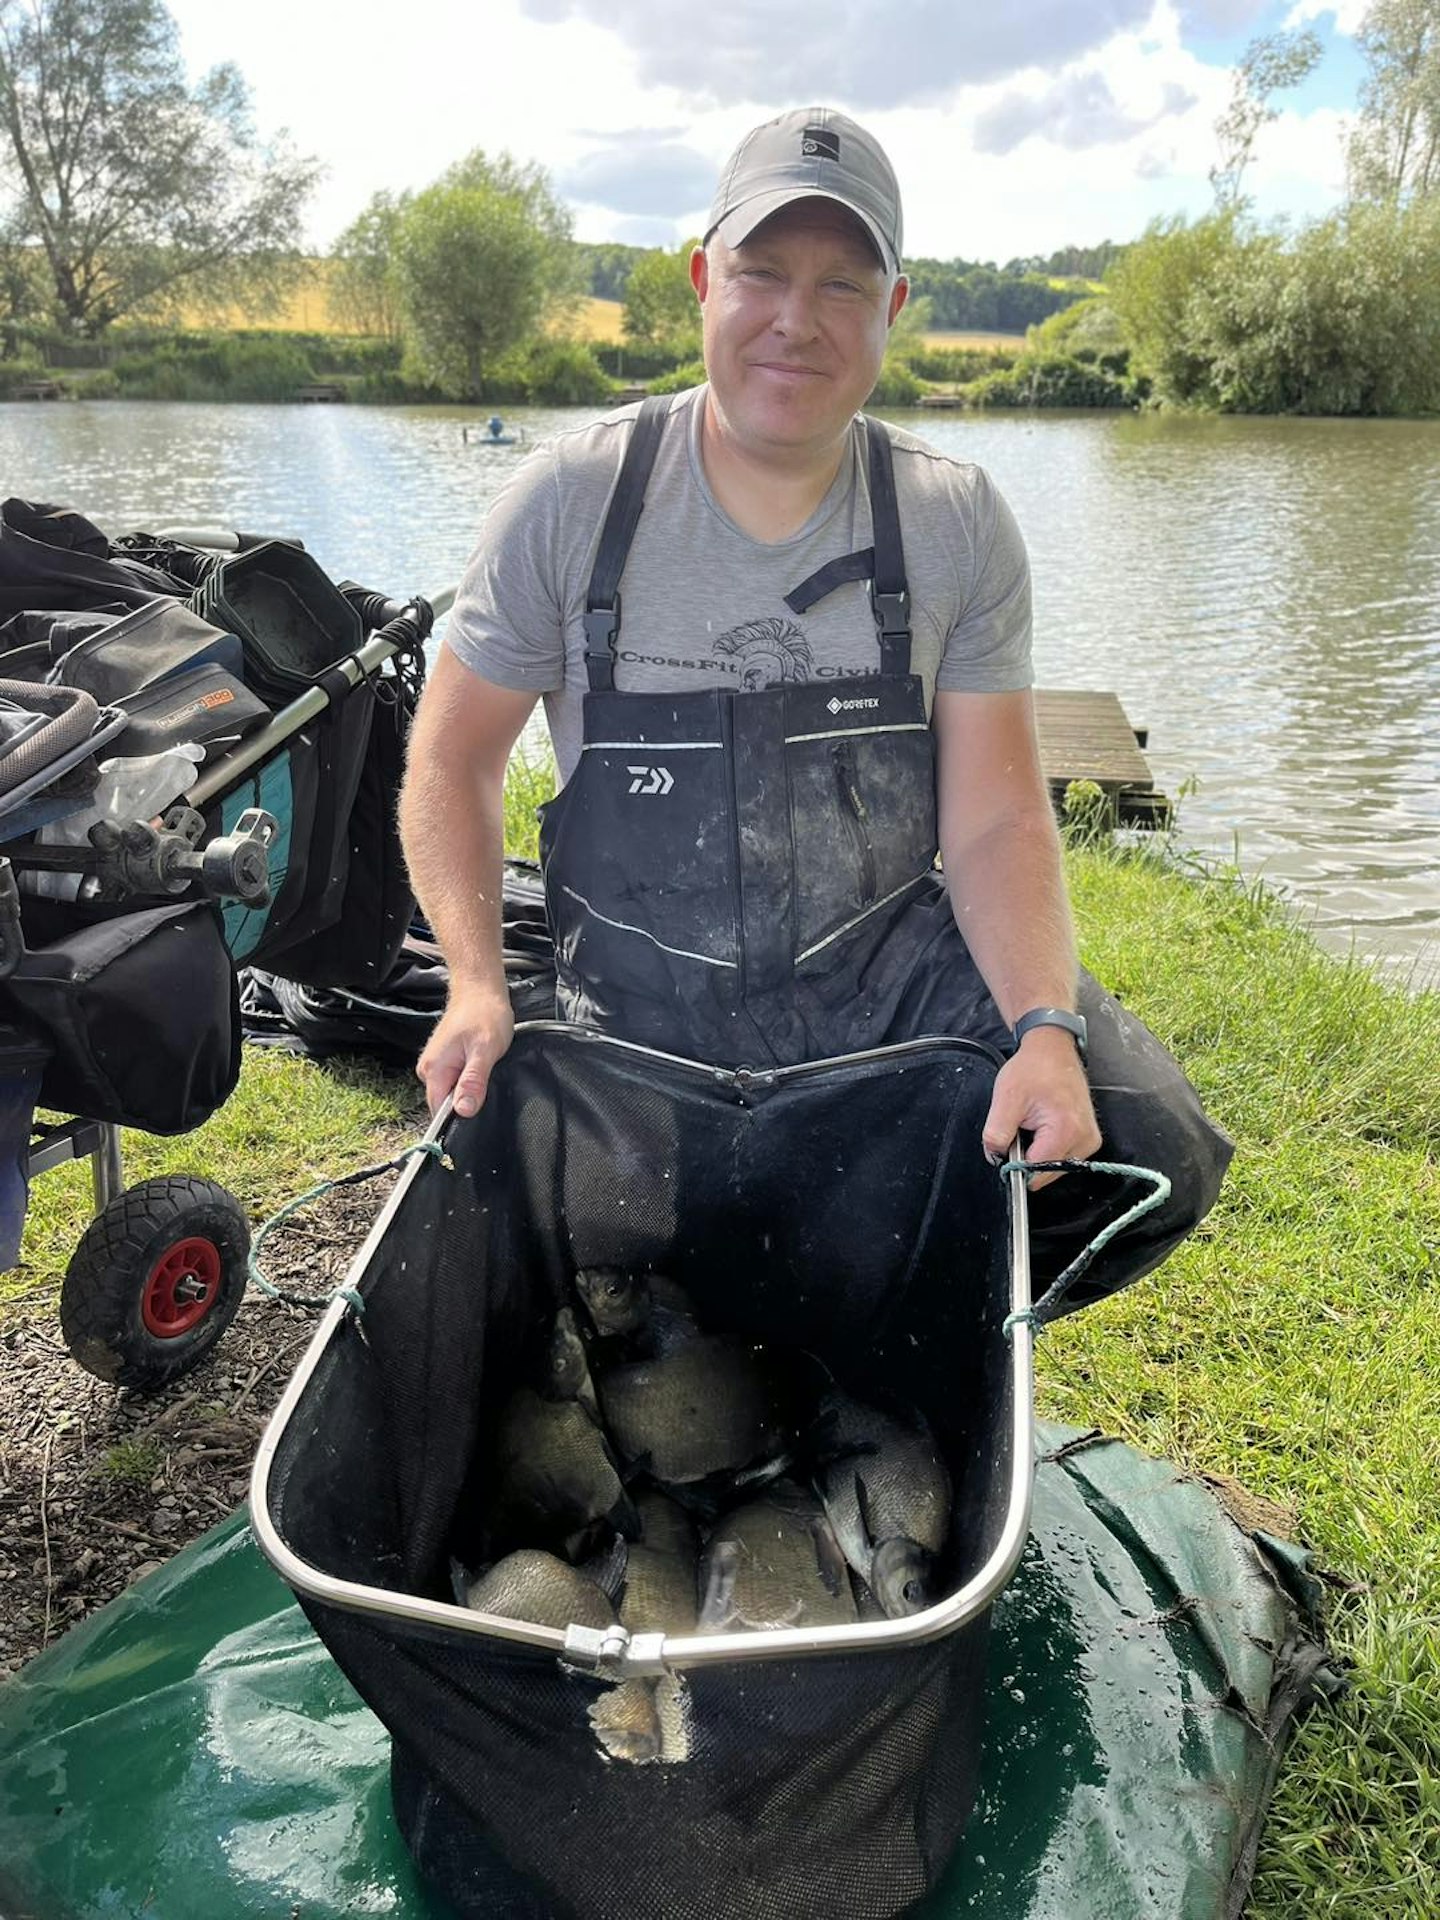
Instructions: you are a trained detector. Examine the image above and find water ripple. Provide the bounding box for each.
[3,400,1437,979]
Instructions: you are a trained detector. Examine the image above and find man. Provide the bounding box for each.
[400,106,1229,1302]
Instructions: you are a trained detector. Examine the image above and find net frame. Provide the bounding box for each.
[252,1024,1035,1665]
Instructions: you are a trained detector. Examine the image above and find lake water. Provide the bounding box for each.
[2,399,1437,981]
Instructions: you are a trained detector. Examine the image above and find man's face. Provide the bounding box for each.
[690,199,908,459]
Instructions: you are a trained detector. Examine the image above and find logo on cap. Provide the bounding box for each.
[802,126,840,161]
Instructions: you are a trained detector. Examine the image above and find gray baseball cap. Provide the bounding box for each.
[706,107,904,273]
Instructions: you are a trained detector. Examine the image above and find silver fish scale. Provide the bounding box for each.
[466,1549,615,1629]
[816,1392,951,1567]
[597,1336,782,1483]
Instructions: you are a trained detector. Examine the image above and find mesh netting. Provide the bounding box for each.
[264,1026,1020,1920]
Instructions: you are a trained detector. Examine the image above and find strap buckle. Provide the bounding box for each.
[869,583,911,636]
[583,601,619,691]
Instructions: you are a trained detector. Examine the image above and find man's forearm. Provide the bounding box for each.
[941,802,1079,1028]
[399,747,510,999]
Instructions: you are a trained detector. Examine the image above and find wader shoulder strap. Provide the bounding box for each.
[583,395,671,692]
[781,417,912,676]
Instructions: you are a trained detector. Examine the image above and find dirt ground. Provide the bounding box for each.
[0,1168,398,1679]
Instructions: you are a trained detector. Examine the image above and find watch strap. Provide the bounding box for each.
[1011,1006,1088,1060]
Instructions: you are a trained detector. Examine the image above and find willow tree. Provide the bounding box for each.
[0,0,318,334]
[621,240,700,353]
[1209,26,1323,210]
[1348,0,1440,201]
[392,152,576,401]
[330,191,409,342]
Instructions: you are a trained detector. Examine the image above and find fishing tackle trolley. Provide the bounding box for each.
[0,502,439,1389]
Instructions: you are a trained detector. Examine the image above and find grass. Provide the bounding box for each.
[503,740,558,860]
[3,1050,419,1313]
[4,752,1436,1913]
[1053,836,1439,1918]
[98,1438,163,1488]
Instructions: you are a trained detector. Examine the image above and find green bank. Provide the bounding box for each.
[3,774,1437,1915]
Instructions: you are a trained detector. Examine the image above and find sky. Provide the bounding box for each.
[165,0,1373,266]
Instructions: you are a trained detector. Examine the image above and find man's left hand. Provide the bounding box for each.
[981,1031,1102,1188]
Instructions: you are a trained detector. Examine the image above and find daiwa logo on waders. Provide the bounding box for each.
[627,765,674,795]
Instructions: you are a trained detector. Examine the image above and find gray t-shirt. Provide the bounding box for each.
[445,385,1033,781]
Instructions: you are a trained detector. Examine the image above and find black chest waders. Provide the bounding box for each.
[537,396,979,1067]
[536,399,1234,1307]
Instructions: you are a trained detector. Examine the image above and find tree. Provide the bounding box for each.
[574,240,650,301]
[1105,212,1244,405]
[1105,197,1440,414]
[1209,27,1323,209]
[621,240,700,352]
[330,191,408,341]
[1348,0,1440,201]
[392,151,576,401]
[0,0,319,334]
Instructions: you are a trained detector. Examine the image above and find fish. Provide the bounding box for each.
[486,1386,636,1549]
[811,1389,952,1618]
[588,1679,664,1764]
[574,1267,649,1338]
[464,1549,615,1630]
[697,1483,857,1634]
[621,1489,700,1635]
[545,1305,598,1415]
[597,1335,786,1484]
[466,1549,662,1763]
[641,1275,705,1357]
[575,1268,703,1357]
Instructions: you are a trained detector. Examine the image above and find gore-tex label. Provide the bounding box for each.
[825,696,881,714]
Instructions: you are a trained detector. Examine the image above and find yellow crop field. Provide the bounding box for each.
[170,278,630,342]
[921,329,1026,351]
[166,277,1023,355]
[167,260,350,333]
[568,297,625,342]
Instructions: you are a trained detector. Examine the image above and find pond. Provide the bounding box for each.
[3,398,1436,980]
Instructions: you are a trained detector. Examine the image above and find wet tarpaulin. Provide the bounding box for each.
[0,1425,1338,1920]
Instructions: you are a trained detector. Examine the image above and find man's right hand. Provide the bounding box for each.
[417,983,516,1117]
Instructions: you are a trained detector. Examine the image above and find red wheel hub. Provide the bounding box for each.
[141,1237,223,1338]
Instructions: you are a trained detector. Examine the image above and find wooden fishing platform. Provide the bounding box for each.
[1033,688,1170,829]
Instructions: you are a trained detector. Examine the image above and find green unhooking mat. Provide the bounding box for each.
[0,1425,1338,1920]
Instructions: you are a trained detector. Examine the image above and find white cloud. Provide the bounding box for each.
[516,0,1157,108]
[557,141,718,217]
[1286,0,1370,37]
[158,0,1356,265]
[974,70,1197,155]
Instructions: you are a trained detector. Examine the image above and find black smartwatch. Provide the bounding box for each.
[1011,1006,1088,1061]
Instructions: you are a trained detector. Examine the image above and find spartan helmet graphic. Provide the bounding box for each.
[712,618,814,691]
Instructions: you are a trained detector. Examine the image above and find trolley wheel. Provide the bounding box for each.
[59,1176,251,1391]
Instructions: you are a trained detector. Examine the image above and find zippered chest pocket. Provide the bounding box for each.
[786,709,938,963]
